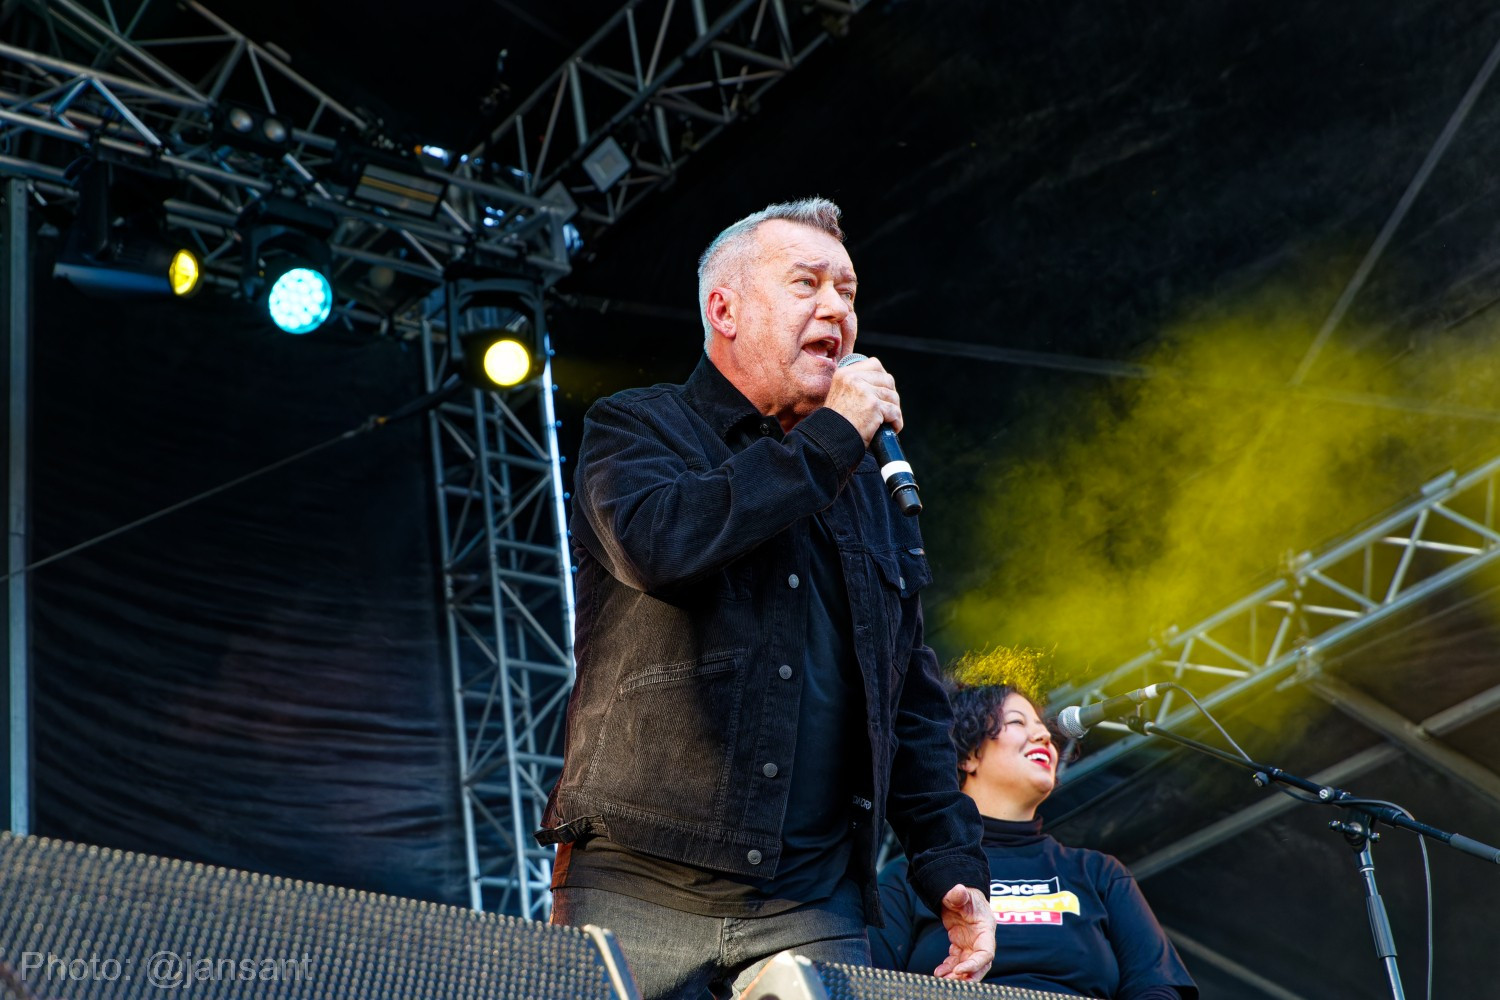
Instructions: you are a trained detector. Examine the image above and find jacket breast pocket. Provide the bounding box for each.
[871,547,932,670]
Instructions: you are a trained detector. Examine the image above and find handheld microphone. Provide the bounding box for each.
[837,353,921,516]
[1053,684,1166,739]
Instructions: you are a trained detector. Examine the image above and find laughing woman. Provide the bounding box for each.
[868,683,1197,1000]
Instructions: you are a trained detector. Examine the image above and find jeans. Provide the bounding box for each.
[550,879,872,1000]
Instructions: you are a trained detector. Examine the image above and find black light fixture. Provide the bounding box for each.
[329,140,448,220]
[239,196,336,334]
[452,279,539,390]
[213,102,295,157]
[54,238,201,298]
[581,136,630,192]
[354,154,447,220]
[52,160,202,299]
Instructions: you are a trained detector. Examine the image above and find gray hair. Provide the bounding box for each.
[696,197,845,343]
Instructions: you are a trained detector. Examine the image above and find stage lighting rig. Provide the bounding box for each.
[452,280,539,391]
[328,137,444,220]
[581,136,630,193]
[51,160,202,299]
[239,196,337,335]
[344,148,447,220]
[213,102,295,157]
[55,238,202,299]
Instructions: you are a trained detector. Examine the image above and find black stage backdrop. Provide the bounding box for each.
[27,260,468,905]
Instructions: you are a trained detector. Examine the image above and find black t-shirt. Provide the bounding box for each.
[552,413,866,916]
[869,816,1197,1000]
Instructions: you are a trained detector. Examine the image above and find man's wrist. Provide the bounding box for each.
[796,406,867,473]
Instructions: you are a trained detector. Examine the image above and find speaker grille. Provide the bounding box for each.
[813,961,1076,1000]
[0,834,625,1000]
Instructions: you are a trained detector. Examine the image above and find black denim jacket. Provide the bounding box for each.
[537,356,987,922]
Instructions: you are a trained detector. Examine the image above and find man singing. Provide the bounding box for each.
[539,198,994,999]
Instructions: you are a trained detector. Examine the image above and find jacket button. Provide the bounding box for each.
[762,762,779,778]
[788,573,800,588]
[778,664,793,680]
[747,849,763,865]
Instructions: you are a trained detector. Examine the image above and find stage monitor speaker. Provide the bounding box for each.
[0,833,639,1000]
[742,951,1077,1000]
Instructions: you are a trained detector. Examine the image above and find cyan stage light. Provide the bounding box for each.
[266,264,333,335]
[238,196,337,335]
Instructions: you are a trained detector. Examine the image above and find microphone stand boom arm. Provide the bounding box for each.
[1121,716,1500,862]
[1121,714,1500,1000]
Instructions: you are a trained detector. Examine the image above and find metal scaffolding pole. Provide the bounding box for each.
[3,177,31,834]
[423,284,575,918]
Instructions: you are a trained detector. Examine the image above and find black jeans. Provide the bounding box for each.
[550,879,871,1000]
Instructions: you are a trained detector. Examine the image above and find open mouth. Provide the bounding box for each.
[802,336,840,365]
[1024,748,1054,769]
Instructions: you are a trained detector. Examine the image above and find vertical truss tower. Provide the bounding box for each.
[423,281,575,918]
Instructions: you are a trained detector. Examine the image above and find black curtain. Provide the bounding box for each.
[27,256,467,905]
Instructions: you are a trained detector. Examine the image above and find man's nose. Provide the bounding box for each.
[816,283,851,320]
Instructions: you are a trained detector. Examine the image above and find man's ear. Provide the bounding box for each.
[705,286,737,340]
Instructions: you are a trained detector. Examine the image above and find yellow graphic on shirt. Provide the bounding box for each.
[989,877,1080,926]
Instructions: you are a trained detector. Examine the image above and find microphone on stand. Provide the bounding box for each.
[1052,685,1166,740]
[837,353,921,516]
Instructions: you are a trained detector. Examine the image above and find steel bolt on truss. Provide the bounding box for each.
[422,288,575,918]
[1051,451,1500,786]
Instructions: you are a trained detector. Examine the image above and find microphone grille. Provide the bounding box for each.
[1054,706,1088,741]
[837,352,868,368]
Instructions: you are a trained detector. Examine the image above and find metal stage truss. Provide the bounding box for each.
[473,0,872,238]
[0,0,572,311]
[0,0,873,294]
[1033,451,1500,1000]
[423,291,575,918]
[1050,451,1500,787]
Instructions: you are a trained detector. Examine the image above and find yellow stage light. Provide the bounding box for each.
[169,248,201,297]
[482,338,532,387]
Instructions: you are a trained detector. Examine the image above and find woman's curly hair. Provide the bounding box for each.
[945,646,1079,786]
